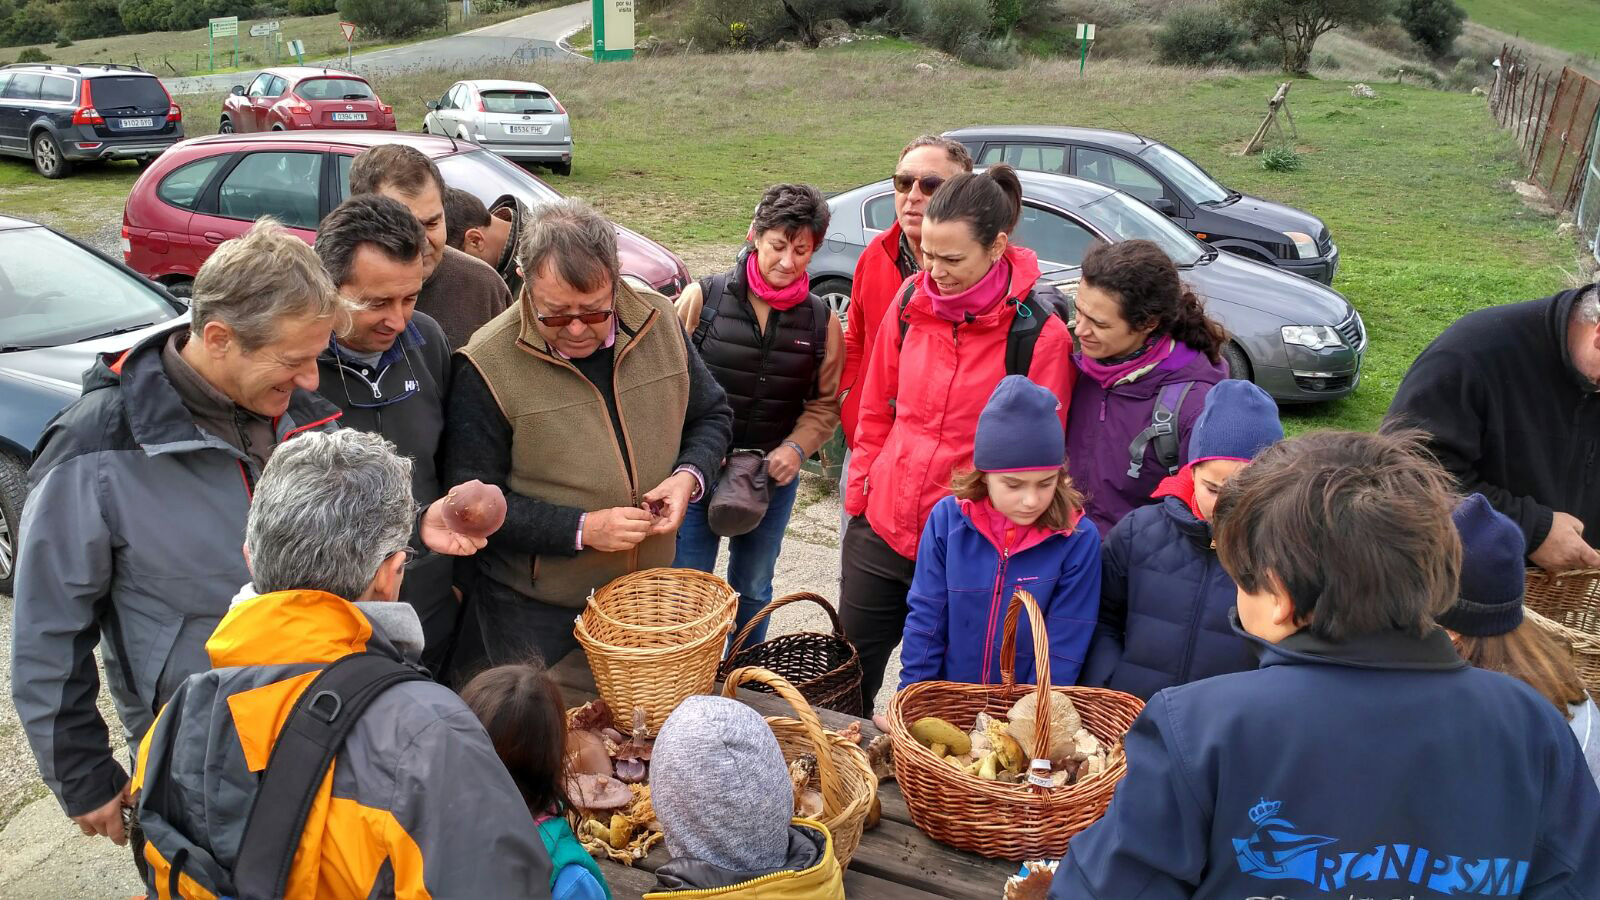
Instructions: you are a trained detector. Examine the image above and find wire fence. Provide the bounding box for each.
[1491,44,1600,263]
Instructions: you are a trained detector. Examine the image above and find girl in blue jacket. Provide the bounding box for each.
[1080,379,1282,699]
[897,376,1101,692]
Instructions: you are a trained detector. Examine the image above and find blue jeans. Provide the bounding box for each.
[674,474,802,648]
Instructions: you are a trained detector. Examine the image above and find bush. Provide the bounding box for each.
[956,32,1020,67]
[1398,0,1463,57]
[287,0,337,12]
[1444,56,1481,91]
[4,0,59,45]
[1155,5,1248,66]
[921,0,990,54]
[989,0,1022,35]
[58,0,122,38]
[15,45,49,62]
[337,0,445,37]
[1261,145,1302,171]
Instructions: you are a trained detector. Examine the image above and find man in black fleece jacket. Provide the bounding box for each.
[1387,282,1600,571]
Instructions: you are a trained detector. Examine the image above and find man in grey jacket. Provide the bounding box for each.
[11,219,483,847]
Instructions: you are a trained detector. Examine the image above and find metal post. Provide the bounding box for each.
[209,31,214,72]
[1552,76,1590,202]
[1531,72,1567,185]
[1563,102,1597,209]
[1079,35,1087,75]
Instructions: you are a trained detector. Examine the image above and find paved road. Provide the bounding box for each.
[162,1,591,96]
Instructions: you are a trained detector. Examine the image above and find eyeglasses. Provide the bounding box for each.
[396,547,419,565]
[893,173,946,196]
[536,308,615,328]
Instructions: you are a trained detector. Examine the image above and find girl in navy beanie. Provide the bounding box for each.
[894,376,1102,700]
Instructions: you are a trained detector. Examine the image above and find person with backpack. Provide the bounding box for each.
[842,164,1076,715]
[132,430,553,899]
[671,184,843,643]
[1067,239,1229,534]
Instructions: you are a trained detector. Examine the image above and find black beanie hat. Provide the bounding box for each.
[1437,493,1526,637]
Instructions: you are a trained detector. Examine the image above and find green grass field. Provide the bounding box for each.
[0,45,1580,435]
[1457,0,1600,60]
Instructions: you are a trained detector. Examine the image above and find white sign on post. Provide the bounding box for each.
[249,21,280,37]
[287,38,305,55]
[1076,23,1096,40]
[340,21,357,42]
[209,15,238,37]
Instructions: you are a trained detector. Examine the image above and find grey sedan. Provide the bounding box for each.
[424,79,573,175]
[808,170,1364,404]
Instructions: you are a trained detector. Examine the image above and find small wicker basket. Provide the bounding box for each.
[719,593,865,716]
[887,589,1144,861]
[1524,568,1600,695]
[721,666,877,868]
[576,568,737,733]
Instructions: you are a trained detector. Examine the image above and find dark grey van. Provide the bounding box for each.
[0,63,184,178]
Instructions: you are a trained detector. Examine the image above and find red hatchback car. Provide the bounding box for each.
[121,131,690,297]
[219,67,396,134]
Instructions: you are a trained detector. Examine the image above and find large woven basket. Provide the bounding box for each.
[888,589,1144,860]
[721,666,877,867]
[1524,568,1600,695]
[576,568,737,733]
[719,593,865,716]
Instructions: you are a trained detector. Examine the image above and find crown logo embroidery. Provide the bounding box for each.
[1249,797,1282,825]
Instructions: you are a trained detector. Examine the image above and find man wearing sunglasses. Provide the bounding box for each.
[443,198,733,677]
[836,136,973,521]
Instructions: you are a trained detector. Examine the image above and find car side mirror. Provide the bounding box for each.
[1151,198,1177,216]
[426,100,438,110]
[230,85,245,96]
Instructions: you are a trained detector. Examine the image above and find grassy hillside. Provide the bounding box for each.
[1456,0,1600,60]
[0,45,1578,433]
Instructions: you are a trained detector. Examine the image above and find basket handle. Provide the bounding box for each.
[997,588,1054,763]
[721,665,841,815]
[724,592,845,659]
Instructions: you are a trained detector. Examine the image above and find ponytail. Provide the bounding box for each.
[925,163,1024,249]
[1081,239,1228,362]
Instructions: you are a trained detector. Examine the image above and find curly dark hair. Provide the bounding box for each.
[1080,239,1227,362]
[750,183,830,244]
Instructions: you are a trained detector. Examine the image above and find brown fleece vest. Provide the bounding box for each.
[460,280,690,607]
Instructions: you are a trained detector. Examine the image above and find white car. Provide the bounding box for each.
[423,79,572,175]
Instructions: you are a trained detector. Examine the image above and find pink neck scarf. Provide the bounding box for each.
[745,252,810,311]
[1076,336,1176,389]
[924,258,1011,323]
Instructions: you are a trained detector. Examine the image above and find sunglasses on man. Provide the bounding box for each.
[893,173,946,196]
[520,284,617,328]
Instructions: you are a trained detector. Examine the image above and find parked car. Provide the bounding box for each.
[122,131,689,298]
[0,63,183,179]
[220,67,396,134]
[0,214,188,594]
[809,169,1364,403]
[424,79,573,176]
[943,126,1339,284]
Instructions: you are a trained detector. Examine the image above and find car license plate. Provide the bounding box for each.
[119,117,154,128]
[332,112,367,122]
[507,124,549,135]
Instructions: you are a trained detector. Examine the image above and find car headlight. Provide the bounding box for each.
[1281,325,1345,351]
[1283,231,1318,259]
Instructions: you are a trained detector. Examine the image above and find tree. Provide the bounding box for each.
[59,0,127,39]
[1221,0,1394,74]
[4,0,59,45]
[338,0,446,38]
[1398,0,1464,57]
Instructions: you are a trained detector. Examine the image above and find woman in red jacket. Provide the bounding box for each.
[840,164,1076,714]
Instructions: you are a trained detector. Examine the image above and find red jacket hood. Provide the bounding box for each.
[959,495,1083,556]
[1152,463,1205,521]
[906,245,1043,316]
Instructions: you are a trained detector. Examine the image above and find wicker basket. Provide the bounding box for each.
[721,666,877,868]
[887,589,1144,861]
[576,568,737,734]
[719,593,865,716]
[1524,568,1600,695]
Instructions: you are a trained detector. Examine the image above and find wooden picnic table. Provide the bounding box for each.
[549,650,1019,899]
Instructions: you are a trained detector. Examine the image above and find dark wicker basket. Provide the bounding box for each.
[718,592,864,716]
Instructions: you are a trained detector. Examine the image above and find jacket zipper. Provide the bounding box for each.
[982,543,1011,685]
[1174,549,1211,683]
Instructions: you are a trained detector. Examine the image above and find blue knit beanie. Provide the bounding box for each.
[1437,493,1525,637]
[1188,379,1283,464]
[973,375,1064,472]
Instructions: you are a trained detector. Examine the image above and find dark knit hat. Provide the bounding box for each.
[1437,493,1526,637]
[973,375,1064,472]
[1189,379,1283,464]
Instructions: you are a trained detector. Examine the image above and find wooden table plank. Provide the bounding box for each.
[551,650,1013,898]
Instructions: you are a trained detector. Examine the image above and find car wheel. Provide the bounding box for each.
[164,279,193,300]
[812,277,852,329]
[551,161,572,177]
[30,131,71,179]
[271,124,286,131]
[0,452,26,596]
[421,121,431,134]
[1222,341,1252,382]
[219,115,234,134]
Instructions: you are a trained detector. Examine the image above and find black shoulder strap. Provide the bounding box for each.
[893,277,918,348]
[809,296,829,365]
[1125,381,1196,479]
[1004,284,1072,377]
[232,652,427,900]
[691,274,729,350]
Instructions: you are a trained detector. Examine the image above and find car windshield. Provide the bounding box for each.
[1081,191,1207,266]
[297,78,374,100]
[0,228,179,349]
[481,90,558,114]
[1138,143,1231,205]
[437,149,562,208]
[89,75,169,111]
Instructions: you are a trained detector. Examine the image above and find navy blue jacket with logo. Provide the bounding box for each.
[1052,622,1600,898]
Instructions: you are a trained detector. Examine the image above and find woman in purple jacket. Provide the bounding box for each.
[897,376,1101,692]
[1067,240,1229,534]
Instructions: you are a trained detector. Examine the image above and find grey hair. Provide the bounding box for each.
[245,429,416,601]
[1577,285,1600,326]
[517,198,619,294]
[191,218,349,351]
